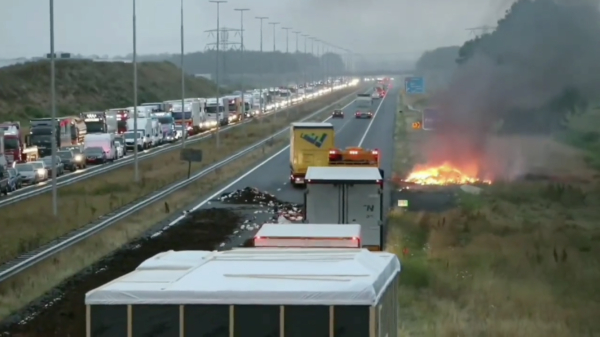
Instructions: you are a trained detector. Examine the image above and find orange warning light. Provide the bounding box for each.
[412,121,422,129]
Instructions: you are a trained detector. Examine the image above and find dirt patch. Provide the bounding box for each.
[0,208,241,336]
[0,87,357,264]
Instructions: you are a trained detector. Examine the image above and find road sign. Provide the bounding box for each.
[180,149,203,178]
[398,200,408,207]
[405,77,425,94]
[422,108,439,130]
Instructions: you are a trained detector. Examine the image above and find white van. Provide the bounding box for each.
[126,117,152,149]
[84,133,116,162]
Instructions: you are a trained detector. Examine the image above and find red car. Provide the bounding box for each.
[355,111,373,119]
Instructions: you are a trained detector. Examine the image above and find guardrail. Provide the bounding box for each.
[0,86,355,208]
[0,86,364,283]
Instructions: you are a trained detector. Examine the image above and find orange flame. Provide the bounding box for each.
[405,163,492,185]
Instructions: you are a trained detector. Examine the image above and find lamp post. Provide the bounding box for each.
[180,0,187,148]
[132,0,139,182]
[269,22,280,52]
[49,0,58,215]
[255,16,268,119]
[234,8,249,130]
[281,27,291,53]
[302,34,308,86]
[209,0,227,148]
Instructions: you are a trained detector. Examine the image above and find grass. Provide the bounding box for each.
[387,92,600,336]
[0,60,217,121]
[0,91,347,320]
[0,87,358,264]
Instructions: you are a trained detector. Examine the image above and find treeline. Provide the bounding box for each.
[415,46,460,74]
[133,50,345,76]
[441,0,600,134]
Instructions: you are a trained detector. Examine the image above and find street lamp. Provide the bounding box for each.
[255,16,268,117]
[49,0,58,215]
[132,0,139,182]
[180,0,187,148]
[209,0,227,148]
[268,22,279,52]
[281,27,291,53]
[234,8,249,127]
[302,34,309,86]
[292,31,300,53]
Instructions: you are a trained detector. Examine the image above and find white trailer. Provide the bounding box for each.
[304,166,384,251]
[356,93,373,108]
[254,224,362,248]
[126,117,152,149]
[149,118,160,146]
[85,249,400,336]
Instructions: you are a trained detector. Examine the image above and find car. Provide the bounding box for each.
[57,150,79,172]
[0,168,8,196]
[7,168,22,191]
[67,147,87,169]
[30,161,48,181]
[84,146,107,164]
[15,163,41,185]
[332,109,344,118]
[114,139,125,158]
[41,156,65,177]
[355,110,373,119]
[115,135,127,156]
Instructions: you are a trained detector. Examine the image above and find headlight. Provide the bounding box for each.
[75,154,83,161]
[36,168,45,175]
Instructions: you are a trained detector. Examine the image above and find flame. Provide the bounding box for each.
[405,163,492,185]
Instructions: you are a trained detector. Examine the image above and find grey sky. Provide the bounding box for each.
[1,0,514,59]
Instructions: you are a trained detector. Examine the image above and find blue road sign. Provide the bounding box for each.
[405,77,425,94]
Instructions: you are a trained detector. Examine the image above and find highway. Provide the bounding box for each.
[0,86,354,208]
[180,86,398,246]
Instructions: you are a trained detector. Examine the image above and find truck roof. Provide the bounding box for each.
[85,248,400,305]
[256,224,361,239]
[306,167,382,182]
[291,122,333,128]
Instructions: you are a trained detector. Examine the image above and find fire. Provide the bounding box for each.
[405,163,491,185]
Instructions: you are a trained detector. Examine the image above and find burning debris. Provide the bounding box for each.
[404,163,492,186]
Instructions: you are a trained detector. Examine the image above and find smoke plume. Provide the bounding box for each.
[423,0,600,180]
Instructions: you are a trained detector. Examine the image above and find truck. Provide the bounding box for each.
[29,118,74,157]
[126,117,153,149]
[328,146,380,169]
[304,166,384,251]
[152,112,176,142]
[172,101,209,134]
[289,122,335,186]
[149,117,161,146]
[253,224,362,248]
[223,96,243,123]
[355,93,372,108]
[0,122,39,164]
[81,111,117,134]
[141,102,172,113]
[206,98,228,126]
[110,108,130,134]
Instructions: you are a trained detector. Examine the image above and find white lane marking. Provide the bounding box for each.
[357,94,388,147]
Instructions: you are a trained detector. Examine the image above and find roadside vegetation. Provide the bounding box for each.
[0,88,357,320]
[0,60,217,122]
[387,0,600,335]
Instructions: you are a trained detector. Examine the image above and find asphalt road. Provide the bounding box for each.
[197,88,399,246]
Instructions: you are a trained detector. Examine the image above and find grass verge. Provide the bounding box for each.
[0,87,358,264]
[387,93,600,336]
[0,90,356,319]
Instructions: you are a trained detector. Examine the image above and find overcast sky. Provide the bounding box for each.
[1,0,514,60]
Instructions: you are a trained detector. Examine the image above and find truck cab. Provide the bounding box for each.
[253,224,362,248]
[304,166,384,251]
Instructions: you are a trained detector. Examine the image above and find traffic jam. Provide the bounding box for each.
[0,80,352,195]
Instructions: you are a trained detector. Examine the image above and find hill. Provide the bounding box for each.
[0,60,217,121]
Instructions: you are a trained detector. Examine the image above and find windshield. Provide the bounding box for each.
[85,121,106,133]
[42,157,53,164]
[58,151,73,159]
[172,111,191,120]
[4,138,19,150]
[124,133,141,139]
[30,128,52,135]
[16,164,33,172]
[117,120,127,129]
[8,168,16,177]
[158,116,173,124]
[30,135,52,144]
[206,105,223,113]
[31,162,43,169]
[174,125,183,130]
[85,147,103,154]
